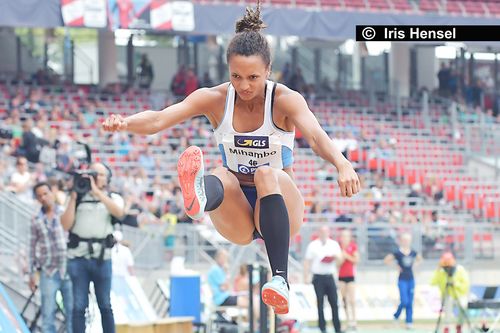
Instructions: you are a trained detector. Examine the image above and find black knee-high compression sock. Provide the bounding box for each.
[259,193,290,282]
[204,175,224,211]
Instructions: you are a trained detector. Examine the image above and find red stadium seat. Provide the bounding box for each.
[486,2,500,16]
[419,0,440,12]
[349,149,360,162]
[320,0,342,8]
[296,0,318,7]
[368,0,390,10]
[345,0,366,9]
[462,1,486,15]
[270,0,293,5]
[446,1,463,14]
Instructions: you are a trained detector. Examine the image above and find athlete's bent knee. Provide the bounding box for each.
[254,166,279,188]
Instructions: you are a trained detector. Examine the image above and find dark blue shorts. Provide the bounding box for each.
[241,185,258,210]
[240,185,263,240]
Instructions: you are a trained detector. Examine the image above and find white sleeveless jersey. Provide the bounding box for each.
[214,81,295,175]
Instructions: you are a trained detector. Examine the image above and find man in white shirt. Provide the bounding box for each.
[304,226,343,333]
[111,230,134,277]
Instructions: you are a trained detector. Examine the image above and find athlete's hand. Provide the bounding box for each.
[102,114,128,132]
[337,162,361,197]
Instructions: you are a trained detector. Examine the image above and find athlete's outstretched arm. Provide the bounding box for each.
[281,91,360,197]
[102,88,215,135]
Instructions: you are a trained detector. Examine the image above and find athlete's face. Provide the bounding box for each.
[228,54,270,101]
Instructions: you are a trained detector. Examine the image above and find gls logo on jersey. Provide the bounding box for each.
[234,136,269,149]
[237,163,270,175]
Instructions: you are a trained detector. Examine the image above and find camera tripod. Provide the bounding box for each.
[434,276,475,333]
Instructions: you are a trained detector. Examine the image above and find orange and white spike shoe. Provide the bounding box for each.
[177,146,207,220]
[261,275,289,315]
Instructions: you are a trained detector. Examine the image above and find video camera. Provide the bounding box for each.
[56,141,95,195]
[444,266,457,277]
[72,170,98,195]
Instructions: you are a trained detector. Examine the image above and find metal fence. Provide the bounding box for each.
[293,222,498,265]
[1,191,498,276]
[124,220,499,276]
[0,191,31,257]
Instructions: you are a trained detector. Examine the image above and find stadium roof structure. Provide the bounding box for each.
[1,1,500,40]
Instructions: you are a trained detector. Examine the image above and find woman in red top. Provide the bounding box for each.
[338,229,359,330]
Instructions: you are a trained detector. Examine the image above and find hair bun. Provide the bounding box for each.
[235,1,267,33]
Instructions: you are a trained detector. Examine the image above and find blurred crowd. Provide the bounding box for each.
[0,77,488,258]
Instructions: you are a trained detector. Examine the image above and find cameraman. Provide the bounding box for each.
[431,252,470,333]
[61,162,125,333]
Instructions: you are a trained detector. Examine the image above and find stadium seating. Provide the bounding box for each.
[445,1,463,15]
[192,0,500,17]
[418,0,440,12]
[1,80,499,226]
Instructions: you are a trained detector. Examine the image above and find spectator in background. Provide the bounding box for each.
[429,210,448,251]
[280,62,291,85]
[384,233,423,330]
[161,200,177,249]
[111,230,135,277]
[137,54,154,89]
[288,67,306,94]
[55,135,74,171]
[18,118,41,163]
[9,93,23,110]
[207,249,249,307]
[32,162,48,183]
[333,131,358,159]
[370,175,385,202]
[371,138,395,160]
[48,177,68,206]
[138,146,155,171]
[0,159,8,190]
[234,264,250,293]
[338,229,359,331]
[201,71,214,88]
[335,211,353,223]
[319,76,333,95]
[117,133,132,157]
[170,65,187,97]
[407,183,422,206]
[138,196,161,226]
[448,69,458,97]
[29,182,73,333]
[438,63,451,97]
[23,88,43,114]
[304,226,343,333]
[185,67,199,96]
[6,156,33,203]
[122,193,142,228]
[431,252,470,333]
[471,79,483,108]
